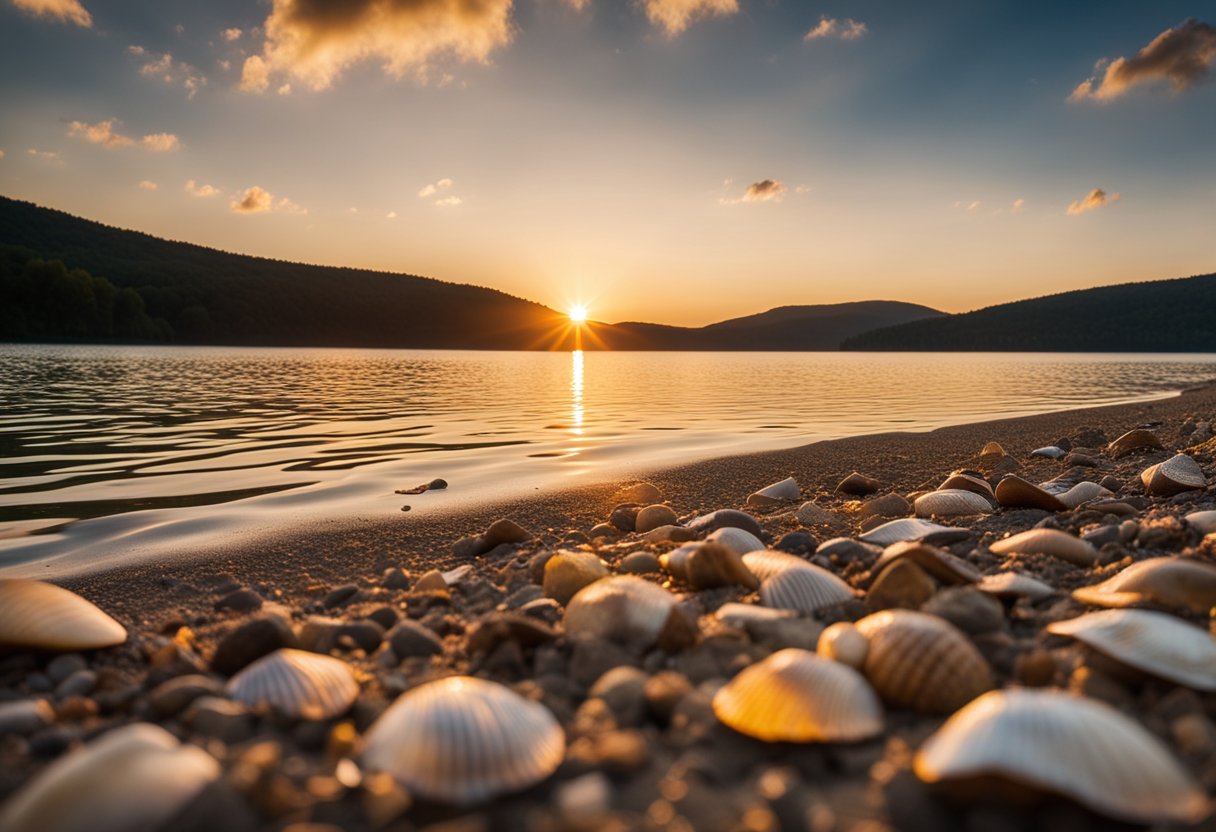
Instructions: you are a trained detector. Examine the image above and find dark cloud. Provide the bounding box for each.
[1067,187,1120,216]
[1072,18,1216,101]
[743,179,786,202]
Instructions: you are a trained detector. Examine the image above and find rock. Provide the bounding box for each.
[867,560,935,610]
[381,567,411,591]
[618,551,663,574]
[185,696,254,743]
[795,502,846,529]
[1063,452,1098,468]
[212,615,297,675]
[817,537,882,563]
[45,654,86,684]
[451,535,485,558]
[859,493,912,521]
[215,588,263,613]
[367,606,399,630]
[1172,713,1216,759]
[555,772,613,820]
[775,531,817,554]
[387,620,444,659]
[0,699,53,734]
[746,617,824,651]
[1014,649,1057,687]
[641,524,698,543]
[617,482,662,505]
[589,523,620,539]
[609,504,641,532]
[322,584,360,609]
[542,551,608,605]
[921,587,1005,635]
[413,569,448,593]
[148,674,225,717]
[465,612,557,656]
[1082,524,1121,547]
[634,504,679,534]
[337,620,384,653]
[685,509,763,538]
[644,671,693,724]
[54,669,96,699]
[589,666,649,727]
[837,472,880,496]
[1072,427,1108,447]
[518,598,563,624]
[570,638,639,689]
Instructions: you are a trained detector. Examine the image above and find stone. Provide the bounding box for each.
[588,523,619,539]
[44,653,87,684]
[774,531,817,554]
[212,615,297,675]
[817,537,882,562]
[618,551,663,574]
[635,504,679,534]
[54,669,96,699]
[1014,649,1057,687]
[185,696,254,743]
[640,524,698,544]
[921,587,1005,635]
[644,671,693,724]
[381,567,411,591]
[483,518,531,547]
[609,503,641,532]
[367,606,399,630]
[215,588,263,613]
[570,638,639,689]
[337,620,385,653]
[837,471,881,496]
[322,583,361,609]
[590,666,649,727]
[1082,524,1121,547]
[867,560,935,610]
[746,617,824,651]
[617,482,662,505]
[555,772,613,820]
[413,569,448,593]
[859,493,912,521]
[387,620,444,659]
[148,674,225,717]
[795,502,846,529]
[686,509,764,538]
[0,699,53,734]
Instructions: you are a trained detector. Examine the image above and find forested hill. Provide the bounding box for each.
[842,274,1216,352]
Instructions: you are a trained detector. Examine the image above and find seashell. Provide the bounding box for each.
[979,441,1007,458]
[1186,509,1216,534]
[742,549,816,581]
[854,610,993,714]
[817,621,869,669]
[226,648,359,719]
[1030,446,1066,459]
[794,501,846,529]
[914,489,992,519]
[1107,428,1164,459]
[867,560,935,610]
[660,542,758,590]
[914,689,1210,825]
[565,576,695,652]
[1071,557,1216,614]
[363,675,564,804]
[938,471,994,501]
[414,569,448,593]
[441,564,473,585]
[836,471,881,496]
[1047,609,1216,690]
[686,509,763,538]
[817,537,883,562]
[634,504,678,534]
[0,723,220,832]
[0,578,127,652]
[1086,499,1138,516]
[759,564,857,614]
[1141,453,1206,497]
[858,518,970,547]
[542,550,609,605]
[712,648,883,743]
[747,476,800,507]
[705,526,765,556]
[976,571,1056,601]
[1056,481,1115,509]
[994,475,1066,511]
[989,528,1097,566]
[871,541,980,585]
[715,602,795,629]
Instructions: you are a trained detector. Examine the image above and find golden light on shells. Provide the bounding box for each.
[226,648,359,719]
[0,578,127,652]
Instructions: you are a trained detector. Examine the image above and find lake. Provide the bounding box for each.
[2,344,1214,576]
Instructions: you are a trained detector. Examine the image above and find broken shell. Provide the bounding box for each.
[565,576,694,652]
[742,549,816,581]
[836,472,881,496]
[914,489,992,519]
[871,541,981,585]
[994,475,1067,511]
[989,528,1097,567]
[1071,557,1216,614]
[1056,481,1115,509]
[858,518,970,547]
[0,723,220,832]
[1142,453,1206,497]
[1047,609,1216,690]
[747,476,800,507]
[854,610,993,714]
[660,542,759,590]
[0,578,127,652]
[363,675,564,805]
[1186,509,1216,534]
[712,648,883,743]
[914,689,1210,825]
[938,471,995,501]
[759,564,857,614]
[975,572,1056,601]
[705,526,765,556]
[817,622,869,669]
[226,648,359,719]
[1107,428,1164,459]
[715,602,795,629]
[542,550,609,605]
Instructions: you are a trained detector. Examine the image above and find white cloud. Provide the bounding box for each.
[386,210,398,219]
[138,180,158,191]
[435,195,463,207]
[129,46,207,98]
[1067,187,1120,216]
[230,185,306,215]
[642,0,738,37]
[27,148,63,165]
[12,0,91,27]
[141,133,180,152]
[1012,198,1025,212]
[223,27,243,42]
[804,16,868,41]
[1070,19,1216,102]
[185,179,220,198]
[68,119,133,148]
[418,177,454,198]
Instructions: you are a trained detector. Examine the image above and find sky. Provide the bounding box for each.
[0,0,1213,326]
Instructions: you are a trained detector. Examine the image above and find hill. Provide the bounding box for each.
[841,274,1216,352]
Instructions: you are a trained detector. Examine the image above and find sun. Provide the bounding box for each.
[568,304,588,324]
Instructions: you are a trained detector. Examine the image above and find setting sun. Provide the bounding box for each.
[568,305,588,324]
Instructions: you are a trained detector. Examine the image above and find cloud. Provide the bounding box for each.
[230,185,306,215]
[68,119,134,148]
[141,132,180,152]
[27,148,63,164]
[418,177,454,198]
[240,0,515,93]
[1070,19,1216,102]
[743,179,786,202]
[1012,198,1025,212]
[386,210,398,218]
[138,180,158,191]
[223,27,243,42]
[11,0,91,27]
[185,179,220,197]
[435,195,463,207]
[1067,187,1120,216]
[129,46,207,97]
[642,0,738,37]
[804,16,868,42]
[0,149,5,160]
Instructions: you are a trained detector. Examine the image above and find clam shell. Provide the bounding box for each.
[854,610,993,714]
[741,549,815,581]
[858,518,970,547]
[1141,453,1206,497]
[979,441,1007,458]
[564,575,692,652]
[938,471,995,501]
[1071,557,1216,614]
[914,489,992,519]
[1107,428,1164,459]
[871,541,980,585]
[686,509,763,538]
[1047,609,1216,690]
[994,475,1066,511]
[542,550,609,605]
[817,622,869,669]
[0,723,220,832]
[705,526,765,556]
[226,648,359,719]
[660,542,758,590]
[836,471,881,496]
[747,476,800,507]
[988,528,1097,566]
[914,689,1210,825]
[760,565,857,614]
[715,602,795,629]
[0,578,127,651]
[975,571,1056,601]
[712,648,883,743]
[363,675,564,804]
[1186,509,1216,534]
[1056,481,1115,509]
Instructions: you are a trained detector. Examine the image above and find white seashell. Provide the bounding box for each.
[1186,509,1216,534]
[564,576,692,652]
[858,518,970,547]
[1030,446,1066,459]
[1141,453,1206,497]
[0,723,219,832]
[988,528,1097,566]
[442,564,473,585]
[817,622,869,669]
[746,476,800,507]
[760,565,856,614]
[1047,609,1216,691]
[363,676,564,804]
[741,549,816,581]
[975,571,1056,601]
[1056,481,1115,509]
[712,648,883,743]
[1071,557,1216,614]
[706,526,765,556]
[914,489,992,518]
[0,578,127,651]
[979,441,1007,458]
[226,648,359,719]
[715,603,795,629]
[914,689,1210,824]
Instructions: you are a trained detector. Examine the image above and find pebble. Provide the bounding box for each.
[186,696,254,743]
[686,509,764,538]
[148,674,226,716]
[54,668,96,699]
[45,653,87,684]
[641,524,698,543]
[774,531,817,554]
[413,569,448,593]
[322,583,361,609]
[922,587,1005,635]
[817,536,882,562]
[590,666,649,727]
[0,699,54,733]
[555,772,614,819]
[215,587,264,613]
[484,518,531,547]
[867,560,935,610]
[381,567,411,591]
[635,504,679,534]
[337,619,385,652]
[618,551,663,574]
[387,619,444,659]
[644,671,693,724]
[617,482,662,504]
[859,493,912,520]
[367,605,399,630]
[212,615,298,675]
[609,503,641,532]
[589,522,620,538]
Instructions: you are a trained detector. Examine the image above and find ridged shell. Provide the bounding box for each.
[760,565,857,614]
[914,489,992,519]
[0,578,127,651]
[0,723,219,832]
[1108,428,1164,459]
[1186,509,1216,534]
[817,622,869,669]
[226,648,359,719]
[1047,609,1216,690]
[988,528,1097,566]
[994,475,1066,511]
[746,476,800,507]
[363,676,564,804]
[858,518,970,547]
[712,649,883,743]
[564,576,688,652]
[975,571,1056,600]
[914,689,1210,825]
[1071,557,1216,614]
[542,550,609,605]
[938,471,995,501]
[871,541,980,585]
[854,610,993,714]
[660,542,758,590]
[741,549,815,581]
[705,526,765,556]
[1055,481,1115,509]
[715,602,795,628]
[1142,453,1206,497]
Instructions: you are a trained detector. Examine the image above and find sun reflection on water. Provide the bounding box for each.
[570,349,584,436]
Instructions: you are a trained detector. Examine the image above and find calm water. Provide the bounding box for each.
[2,345,1214,577]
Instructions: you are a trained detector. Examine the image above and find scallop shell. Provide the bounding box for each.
[760,565,857,614]
[715,602,795,629]
[817,621,869,669]
[747,476,800,507]
[914,689,1210,825]
[858,518,971,547]
[938,471,995,501]
[0,723,220,832]
[542,550,609,605]
[363,675,564,804]
[1142,453,1206,497]
[994,475,1067,511]
[226,648,359,719]
[1047,609,1216,690]
[741,549,816,581]
[564,575,693,652]
[705,526,765,556]
[660,542,758,590]
[712,648,883,743]
[1186,509,1216,534]
[871,541,981,585]
[988,528,1097,566]
[914,489,992,519]
[0,578,127,651]
[975,571,1056,601]
[1071,557,1216,614]
[1056,481,1115,509]
[1107,428,1164,459]
[854,610,993,714]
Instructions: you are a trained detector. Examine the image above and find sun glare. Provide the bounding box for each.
[568,305,588,324]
